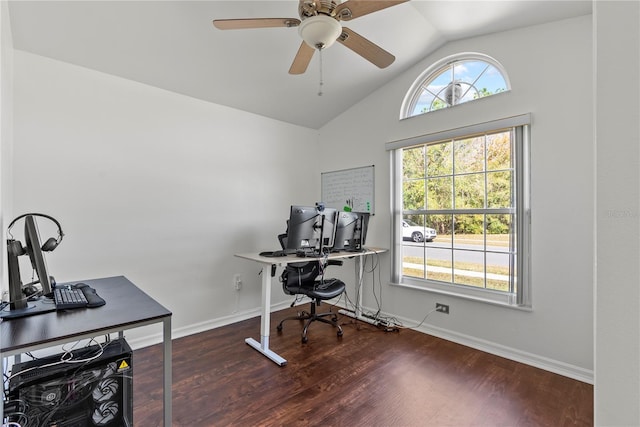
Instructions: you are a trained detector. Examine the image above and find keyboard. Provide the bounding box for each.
[259,249,297,257]
[54,286,88,309]
[53,283,106,310]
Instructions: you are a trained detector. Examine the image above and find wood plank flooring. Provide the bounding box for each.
[133,305,593,426]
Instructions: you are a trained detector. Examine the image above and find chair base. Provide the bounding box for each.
[277,300,343,343]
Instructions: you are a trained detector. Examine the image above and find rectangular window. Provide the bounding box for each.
[387,116,530,307]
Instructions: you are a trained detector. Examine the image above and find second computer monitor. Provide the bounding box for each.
[353,212,370,250]
[333,212,370,252]
[333,212,358,251]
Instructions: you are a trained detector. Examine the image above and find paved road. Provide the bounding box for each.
[402,240,512,266]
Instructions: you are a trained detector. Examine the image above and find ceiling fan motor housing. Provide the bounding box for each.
[298,14,342,49]
[299,0,340,19]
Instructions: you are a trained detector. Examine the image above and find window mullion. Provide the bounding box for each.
[405,208,514,215]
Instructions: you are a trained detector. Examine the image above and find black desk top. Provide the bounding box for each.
[1,276,172,354]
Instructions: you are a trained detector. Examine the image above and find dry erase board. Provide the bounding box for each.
[321,165,374,214]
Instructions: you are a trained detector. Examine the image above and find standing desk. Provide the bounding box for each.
[235,247,386,366]
[0,275,172,426]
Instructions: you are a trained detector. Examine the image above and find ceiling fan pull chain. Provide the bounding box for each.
[318,47,324,96]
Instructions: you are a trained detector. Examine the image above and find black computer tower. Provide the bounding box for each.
[7,338,133,427]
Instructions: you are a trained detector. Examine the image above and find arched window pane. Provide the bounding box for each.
[401,53,510,119]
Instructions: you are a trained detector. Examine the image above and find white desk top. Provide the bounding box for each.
[235,246,387,266]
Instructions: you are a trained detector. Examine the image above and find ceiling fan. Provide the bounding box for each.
[212,0,409,75]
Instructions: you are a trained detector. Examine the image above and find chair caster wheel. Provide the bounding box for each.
[337,330,343,337]
[302,336,308,344]
[332,316,338,322]
[277,325,283,332]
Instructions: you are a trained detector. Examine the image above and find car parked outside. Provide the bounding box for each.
[402,219,437,242]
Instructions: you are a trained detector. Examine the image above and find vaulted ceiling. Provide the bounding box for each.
[8,1,592,129]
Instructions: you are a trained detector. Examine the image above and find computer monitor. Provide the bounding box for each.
[319,207,338,250]
[333,212,370,252]
[24,215,54,296]
[333,211,359,251]
[285,205,338,254]
[352,212,370,250]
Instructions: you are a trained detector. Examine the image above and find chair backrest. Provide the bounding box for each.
[281,261,320,293]
[277,233,288,250]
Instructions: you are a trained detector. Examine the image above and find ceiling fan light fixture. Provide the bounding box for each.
[298,14,342,50]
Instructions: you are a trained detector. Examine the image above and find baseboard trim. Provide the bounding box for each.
[125,300,294,350]
[377,308,594,384]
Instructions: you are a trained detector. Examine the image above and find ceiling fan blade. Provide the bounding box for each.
[337,27,395,68]
[212,18,300,30]
[289,41,316,75]
[334,0,409,21]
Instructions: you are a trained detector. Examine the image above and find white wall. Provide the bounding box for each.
[1,5,13,420]
[594,1,640,425]
[319,16,594,381]
[11,51,321,343]
[1,0,14,296]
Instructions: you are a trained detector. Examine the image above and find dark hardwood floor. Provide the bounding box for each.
[133,305,593,426]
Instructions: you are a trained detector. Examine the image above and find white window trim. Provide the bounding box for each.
[387,114,531,308]
[400,52,512,120]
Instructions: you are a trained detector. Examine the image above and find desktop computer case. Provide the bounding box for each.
[8,338,133,427]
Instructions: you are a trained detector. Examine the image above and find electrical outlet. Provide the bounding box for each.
[233,274,243,291]
[436,303,449,314]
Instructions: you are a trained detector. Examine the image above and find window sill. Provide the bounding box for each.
[389,280,532,312]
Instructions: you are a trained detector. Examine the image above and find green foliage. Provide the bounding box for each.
[402,131,513,235]
[487,214,511,234]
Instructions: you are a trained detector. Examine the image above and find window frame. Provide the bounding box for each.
[387,115,531,308]
[400,52,511,120]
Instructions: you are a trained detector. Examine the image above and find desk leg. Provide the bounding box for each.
[245,264,287,366]
[355,256,364,318]
[340,255,375,324]
[163,317,172,426]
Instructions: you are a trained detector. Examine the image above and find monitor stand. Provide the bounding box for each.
[3,243,56,320]
[0,296,56,320]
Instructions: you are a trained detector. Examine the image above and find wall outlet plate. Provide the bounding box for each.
[436,303,449,314]
[233,274,242,291]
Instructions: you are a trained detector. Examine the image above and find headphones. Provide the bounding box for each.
[7,213,64,256]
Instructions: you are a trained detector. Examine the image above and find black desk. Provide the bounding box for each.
[0,275,172,425]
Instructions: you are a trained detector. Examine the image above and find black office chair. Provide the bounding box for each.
[276,258,346,343]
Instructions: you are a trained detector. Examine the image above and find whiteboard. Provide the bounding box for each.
[321,165,375,214]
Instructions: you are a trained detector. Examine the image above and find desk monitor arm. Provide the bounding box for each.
[314,202,326,255]
[2,244,57,319]
[7,241,28,311]
[313,213,326,255]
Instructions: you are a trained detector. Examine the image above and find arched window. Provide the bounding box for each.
[401,53,510,119]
